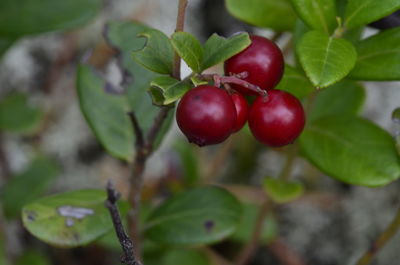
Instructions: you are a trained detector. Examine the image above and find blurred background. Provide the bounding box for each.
[0,0,400,265]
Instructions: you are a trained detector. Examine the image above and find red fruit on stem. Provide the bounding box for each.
[248,90,305,147]
[176,85,237,146]
[224,35,284,95]
[231,93,248,132]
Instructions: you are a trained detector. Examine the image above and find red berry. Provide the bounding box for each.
[231,93,248,132]
[224,35,284,95]
[176,85,237,146]
[248,90,305,147]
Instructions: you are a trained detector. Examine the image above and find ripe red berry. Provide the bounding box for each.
[176,85,237,146]
[248,90,305,147]
[231,93,248,132]
[224,35,284,95]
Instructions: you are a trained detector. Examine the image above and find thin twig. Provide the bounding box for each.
[145,106,171,150]
[172,0,188,80]
[105,182,142,265]
[126,0,188,259]
[268,238,306,265]
[278,144,298,180]
[234,199,271,265]
[128,112,144,149]
[355,205,400,265]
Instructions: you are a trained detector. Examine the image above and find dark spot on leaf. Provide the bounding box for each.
[26,210,37,222]
[72,232,80,242]
[204,220,214,232]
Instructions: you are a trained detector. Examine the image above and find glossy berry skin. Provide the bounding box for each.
[176,85,237,146]
[231,93,248,132]
[248,90,305,147]
[224,35,284,95]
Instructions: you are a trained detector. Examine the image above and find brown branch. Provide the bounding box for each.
[172,0,188,80]
[234,199,271,265]
[355,205,400,265]
[128,112,145,149]
[105,182,142,265]
[268,238,306,265]
[126,0,188,259]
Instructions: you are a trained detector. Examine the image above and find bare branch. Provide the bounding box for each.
[128,112,145,149]
[105,181,142,265]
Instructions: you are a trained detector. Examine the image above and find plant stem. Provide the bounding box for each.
[278,144,298,180]
[126,0,188,259]
[267,238,306,265]
[234,199,271,265]
[355,205,400,265]
[106,182,142,265]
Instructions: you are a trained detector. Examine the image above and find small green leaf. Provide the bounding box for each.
[297,31,357,88]
[0,93,43,133]
[289,0,337,34]
[76,65,134,161]
[132,29,174,75]
[275,65,314,99]
[231,203,277,243]
[190,75,208,87]
[149,76,191,105]
[263,178,304,203]
[0,0,101,37]
[163,249,211,265]
[202,33,251,70]
[22,189,113,247]
[145,186,242,246]
[349,28,400,80]
[105,21,174,151]
[309,80,365,122]
[16,249,51,265]
[2,157,59,219]
[171,32,203,73]
[300,116,400,187]
[225,0,297,31]
[344,0,400,29]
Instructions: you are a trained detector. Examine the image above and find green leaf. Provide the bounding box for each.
[132,29,174,75]
[309,80,365,122]
[344,0,400,29]
[297,31,357,88]
[22,189,113,247]
[171,32,203,73]
[162,249,211,265]
[2,157,59,219]
[0,93,43,133]
[300,116,400,187]
[202,33,251,70]
[275,65,314,99]
[76,65,134,161]
[16,250,51,265]
[0,0,101,37]
[231,203,277,243]
[0,37,13,58]
[348,28,400,80]
[105,21,174,150]
[174,141,200,187]
[289,0,337,34]
[225,0,297,31]
[149,76,191,105]
[263,178,304,203]
[145,186,242,246]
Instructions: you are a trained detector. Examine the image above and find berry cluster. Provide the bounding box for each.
[176,35,305,147]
